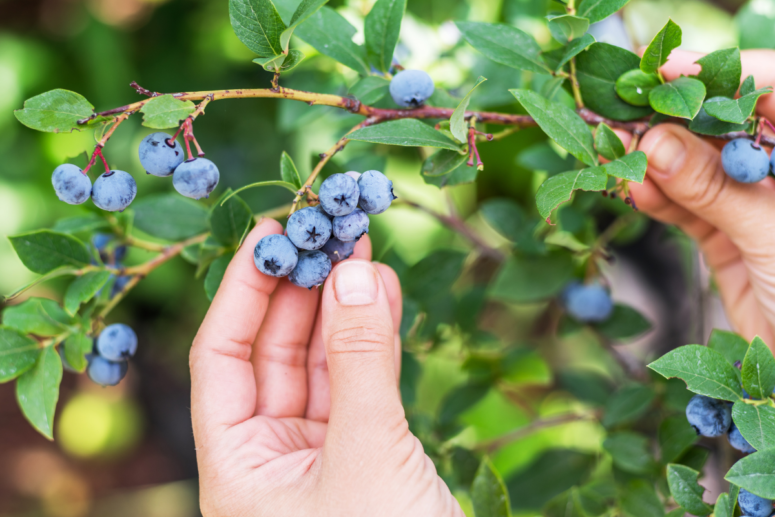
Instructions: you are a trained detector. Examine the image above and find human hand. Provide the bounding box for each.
[189,218,463,516]
[628,49,775,344]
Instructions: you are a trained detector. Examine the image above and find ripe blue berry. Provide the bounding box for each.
[561,282,613,323]
[173,158,220,199]
[87,355,128,386]
[92,233,113,251]
[333,208,369,242]
[52,164,91,205]
[139,132,185,177]
[739,489,774,517]
[287,207,332,250]
[686,394,731,437]
[319,173,360,216]
[289,250,332,289]
[721,139,770,183]
[111,275,131,298]
[92,170,138,212]
[254,234,299,277]
[321,237,356,263]
[357,170,395,214]
[96,323,137,362]
[728,423,756,453]
[389,69,435,108]
[345,171,361,181]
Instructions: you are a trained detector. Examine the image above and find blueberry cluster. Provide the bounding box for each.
[50,131,220,211]
[721,138,775,183]
[561,281,614,323]
[253,170,395,289]
[86,323,137,386]
[389,70,435,108]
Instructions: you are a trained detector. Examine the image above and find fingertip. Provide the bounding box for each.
[351,234,372,260]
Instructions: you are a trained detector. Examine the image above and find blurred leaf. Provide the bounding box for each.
[421,149,468,177]
[603,431,654,474]
[620,479,664,517]
[62,332,92,373]
[140,95,195,129]
[399,349,421,404]
[133,194,209,241]
[742,336,775,399]
[666,464,712,515]
[658,415,698,463]
[365,0,406,73]
[577,0,631,23]
[480,198,525,242]
[348,119,460,150]
[648,345,744,401]
[16,347,62,440]
[399,297,420,339]
[403,250,466,304]
[204,253,233,301]
[594,304,651,340]
[280,152,303,189]
[547,14,589,43]
[649,78,706,119]
[545,231,589,252]
[545,487,606,517]
[3,298,73,337]
[517,142,575,173]
[0,327,40,383]
[675,445,710,471]
[52,214,110,234]
[602,383,655,427]
[280,0,329,51]
[349,76,391,105]
[451,76,487,143]
[726,449,775,498]
[295,7,369,75]
[507,450,596,511]
[451,447,480,489]
[535,167,607,220]
[689,105,750,136]
[615,70,661,107]
[456,21,551,74]
[9,230,91,274]
[229,0,286,57]
[704,88,772,124]
[736,0,775,50]
[490,252,574,302]
[471,457,511,517]
[439,382,490,425]
[14,89,94,133]
[63,271,111,316]
[697,48,742,99]
[559,370,613,405]
[210,190,252,247]
[423,161,480,187]
[554,34,596,72]
[640,19,682,74]
[731,400,775,452]
[594,123,625,161]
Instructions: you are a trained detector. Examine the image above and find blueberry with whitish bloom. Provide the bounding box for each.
[721,138,770,183]
[87,355,128,386]
[738,489,774,517]
[345,171,361,181]
[728,422,756,453]
[321,237,357,263]
[91,170,137,212]
[389,69,435,108]
[333,209,369,242]
[139,132,185,177]
[358,170,395,215]
[319,173,360,216]
[686,394,731,437]
[254,234,299,277]
[561,282,613,323]
[173,157,220,199]
[287,207,332,250]
[96,323,137,361]
[52,164,91,205]
[289,250,332,289]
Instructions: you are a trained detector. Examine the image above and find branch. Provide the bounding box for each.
[475,411,598,453]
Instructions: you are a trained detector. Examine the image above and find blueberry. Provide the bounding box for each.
[721,139,770,183]
[389,69,435,108]
[333,208,369,242]
[728,423,756,453]
[254,234,299,277]
[686,394,732,437]
[173,158,220,199]
[286,207,332,250]
[91,170,137,212]
[739,489,774,517]
[96,323,137,362]
[321,237,356,263]
[345,171,362,181]
[357,170,395,215]
[315,204,334,220]
[289,250,332,289]
[561,282,613,323]
[92,233,113,251]
[111,275,131,298]
[139,132,185,177]
[319,173,360,216]
[52,164,91,205]
[87,355,128,387]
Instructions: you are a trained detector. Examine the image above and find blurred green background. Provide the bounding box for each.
[0,0,771,515]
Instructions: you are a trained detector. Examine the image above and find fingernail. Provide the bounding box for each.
[334,261,378,306]
[648,131,687,177]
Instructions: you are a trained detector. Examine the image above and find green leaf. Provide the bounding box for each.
[742,336,775,399]
[347,119,460,150]
[280,151,303,189]
[648,345,744,401]
[689,105,751,136]
[365,0,406,73]
[490,252,574,303]
[3,298,73,337]
[602,151,647,182]
[16,346,62,440]
[52,214,110,234]
[740,75,756,96]
[511,89,597,166]
[14,89,94,133]
[253,49,305,72]
[139,95,195,129]
[421,149,468,177]
[294,7,369,75]
[666,464,713,516]
[554,34,596,73]
[697,48,742,99]
[403,250,466,304]
[577,0,632,23]
[704,88,772,124]
[349,76,391,105]
[616,70,661,106]
[728,483,741,516]
[63,271,112,316]
[659,415,698,463]
[450,76,487,143]
[535,167,608,220]
[9,230,91,274]
[594,123,626,161]
[229,0,286,57]
[595,304,652,340]
[455,21,551,74]
[640,19,682,74]
[547,14,590,43]
[715,493,732,517]
[507,450,597,511]
[602,383,655,427]
[0,327,40,383]
[649,77,706,119]
[133,194,209,241]
[480,199,526,242]
[471,457,511,517]
[620,479,665,517]
[210,190,253,247]
[62,332,93,373]
[708,329,750,366]
[726,449,775,498]
[223,180,299,206]
[204,253,233,301]
[603,431,654,474]
[280,0,328,51]
[576,43,654,121]
[731,401,775,452]
[438,382,489,425]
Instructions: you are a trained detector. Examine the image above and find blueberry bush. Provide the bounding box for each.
[3,0,775,515]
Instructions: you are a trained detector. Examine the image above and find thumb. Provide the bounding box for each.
[321,259,404,455]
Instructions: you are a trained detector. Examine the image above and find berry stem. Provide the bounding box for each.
[569,58,584,109]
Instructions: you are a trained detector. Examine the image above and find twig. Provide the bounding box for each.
[475,412,597,453]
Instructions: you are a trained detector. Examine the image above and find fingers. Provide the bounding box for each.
[374,263,403,382]
[190,219,283,439]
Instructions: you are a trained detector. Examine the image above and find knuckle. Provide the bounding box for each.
[327,318,393,355]
[683,154,727,210]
